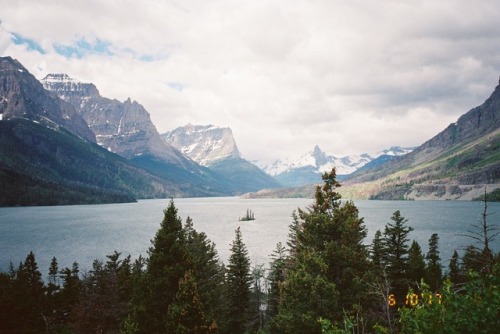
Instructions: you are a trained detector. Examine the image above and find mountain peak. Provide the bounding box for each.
[0,57,95,142]
[162,124,241,166]
[43,73,76,83]
[41,73,100,100]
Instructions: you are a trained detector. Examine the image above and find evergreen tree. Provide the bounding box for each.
[407,240,426,289]
[140,199,189,333]
[184,216,225,330]
[267,242,287,319]
[269,169,372,332]
[448,250,461,284]
[371,229,384,270]
[381,210,413,301]
[225,227,252,334]
[425,233,442,291]
[166,271,216,334]
[15,252,46,333]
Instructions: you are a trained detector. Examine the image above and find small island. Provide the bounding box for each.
[239,209,255,221]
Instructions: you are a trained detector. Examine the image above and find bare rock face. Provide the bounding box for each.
[42,73,190,167]
[0,57,95,142]
[162,124,241,166]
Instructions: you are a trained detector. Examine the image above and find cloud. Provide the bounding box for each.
[1,0,499,162]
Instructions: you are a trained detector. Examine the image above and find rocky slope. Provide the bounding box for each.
[42,73,189,166]
[42,73,241,195]
[343,76,500,200]
[162,124,282,192]
[162,124,240,166]
[0,57,95,142]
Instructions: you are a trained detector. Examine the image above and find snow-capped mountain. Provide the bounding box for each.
[161,124,241,166]
[161,124,282,192]
[258,145,414,187]
[42,73,192,167]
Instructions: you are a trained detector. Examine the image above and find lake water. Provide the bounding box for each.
[1,197,499,278]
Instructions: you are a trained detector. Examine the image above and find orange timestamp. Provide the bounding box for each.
[388,293,442,307]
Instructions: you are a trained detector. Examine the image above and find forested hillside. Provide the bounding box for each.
[1,168,498,333]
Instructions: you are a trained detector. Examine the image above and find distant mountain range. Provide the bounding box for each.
[0,57,280,205]
[257,145,413,187]
[2,56,498,205]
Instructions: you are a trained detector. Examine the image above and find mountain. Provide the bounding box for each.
[0,118,164,206]
[42,73,188,165]
[162,124,282,192]
[0,57,237,205]
[42,73,236,196]
[343,76,500,200]
[0,57,95,142]
[162,124,240,165]
[258,145,413,187]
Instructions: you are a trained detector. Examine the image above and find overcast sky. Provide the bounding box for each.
[1,0,499,163]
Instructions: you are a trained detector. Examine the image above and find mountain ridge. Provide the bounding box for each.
[257,145,413,187]
[162,124,282,192]
[342,77,500,200]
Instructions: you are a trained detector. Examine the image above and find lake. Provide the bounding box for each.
[1,197,499,278]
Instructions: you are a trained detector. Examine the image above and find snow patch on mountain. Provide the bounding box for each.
[161,124,241,166]
[258,145,414,177]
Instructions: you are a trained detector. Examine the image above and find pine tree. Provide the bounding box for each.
[407,240,426,289]
[166,271,216,334]
[267,242,287,319]
[269,169,372,332]
[15,252,46,332]
[140,199,189,333]
[225,227,252,334]
[424,233,442,291]
[448,250,461,284]
[371,229,384,269]
[381,210,413,301]
[183,216,225,329]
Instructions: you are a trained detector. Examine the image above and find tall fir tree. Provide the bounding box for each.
[448,250,461,284]
[140,199,189,333]
[225,227,252,334]
[268,169,372,333]
[267,242,287,320]
[424,233,442,291]
[407,240,426,289]
[381,210,413,302]
[166,271,216,334]
[183,216,226,330]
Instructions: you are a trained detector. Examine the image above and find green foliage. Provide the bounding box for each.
[268,169,373,333]
[166,271,217,334]
[400,268,500,334]
[425,233,442,291]
[407,240,426,289]
[473,188,500,201]
[381,210,414,299]
[225,227,253,334]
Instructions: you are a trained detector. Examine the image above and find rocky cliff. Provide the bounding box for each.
[162,124,282,192]
[162,124,241,166]
[0,57,95,142]
[42,73,197,169]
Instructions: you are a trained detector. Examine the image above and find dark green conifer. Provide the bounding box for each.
[407,240,426,289]
[424,233,442,291]
[166,271,216,334]
[225,227,252,334]
[381,210,413,301]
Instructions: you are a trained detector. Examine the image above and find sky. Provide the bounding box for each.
[1,0,500,163]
